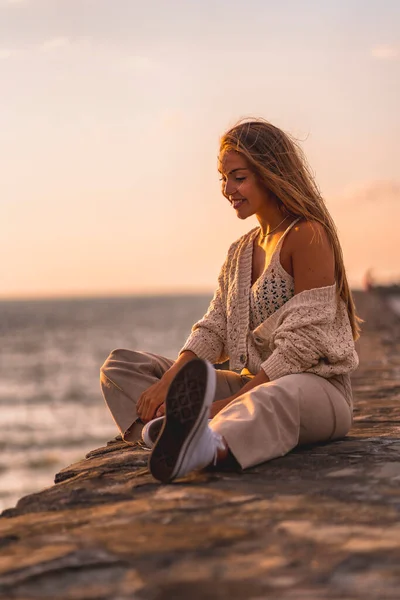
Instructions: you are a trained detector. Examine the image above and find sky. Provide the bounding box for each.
[0,0,399,298]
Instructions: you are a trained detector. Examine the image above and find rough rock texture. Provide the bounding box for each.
[1,291,399,600]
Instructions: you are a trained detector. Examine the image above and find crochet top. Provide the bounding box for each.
[249,218,298,329]
[180,223,359,405]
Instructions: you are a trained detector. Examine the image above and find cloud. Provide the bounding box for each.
[40,37,71,52]
[1,0,28,5]
[371,45,399,60]
[122,55,155,72]
[114,54,158,76]
[334,180,400,206]
[160,110,185,131]
[0,38,73,59]
[0,49,15,59]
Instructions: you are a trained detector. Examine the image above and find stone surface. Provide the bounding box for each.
[0,290,399,599]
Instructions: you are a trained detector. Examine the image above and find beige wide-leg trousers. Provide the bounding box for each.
[100,349,352,470]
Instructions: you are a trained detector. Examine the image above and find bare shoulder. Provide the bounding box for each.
[288,219,331,248]
[287,219,335,293]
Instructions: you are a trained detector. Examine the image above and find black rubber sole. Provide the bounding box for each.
[149,359,210,483]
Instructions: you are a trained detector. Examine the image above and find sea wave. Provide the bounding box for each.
[0,294,211,512]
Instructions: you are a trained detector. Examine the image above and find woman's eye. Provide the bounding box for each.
[219,176,245,182]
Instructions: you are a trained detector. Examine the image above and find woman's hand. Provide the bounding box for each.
[136,379,170,423]
[136,351,199,424]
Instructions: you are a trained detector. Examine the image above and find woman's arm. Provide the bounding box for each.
[290,220,335,293]
[161,350,198,384]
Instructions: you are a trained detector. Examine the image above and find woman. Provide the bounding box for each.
[100,119,360,483]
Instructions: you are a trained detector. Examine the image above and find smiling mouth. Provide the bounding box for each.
[231,199,246,209]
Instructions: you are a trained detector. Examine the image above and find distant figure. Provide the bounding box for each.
[363,268,375,292]
[100,119,360,483]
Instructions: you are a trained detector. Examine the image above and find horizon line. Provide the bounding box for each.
[0,288,216,302]
[0,286,369,303]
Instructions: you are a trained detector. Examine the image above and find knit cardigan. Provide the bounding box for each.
[180,227,359,398]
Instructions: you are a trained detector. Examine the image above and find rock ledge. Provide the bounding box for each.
[1,291,399,600]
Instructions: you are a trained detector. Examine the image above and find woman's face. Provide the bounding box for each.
[218,150,272,220]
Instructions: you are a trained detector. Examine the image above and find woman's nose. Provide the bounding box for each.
[224,180,236,197]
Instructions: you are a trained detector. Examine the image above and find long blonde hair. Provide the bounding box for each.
[220,119,361,339]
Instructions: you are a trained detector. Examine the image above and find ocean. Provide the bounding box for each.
[0,294,211,512]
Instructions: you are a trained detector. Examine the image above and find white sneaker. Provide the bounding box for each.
[149,358,224,483]
[141,416,164,448]
[142,416,213,449]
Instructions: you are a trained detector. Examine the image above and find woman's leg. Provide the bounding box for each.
[210,373,353,470]
[100,349,249,442]
[100,349,175,441]
[214,369,251,402]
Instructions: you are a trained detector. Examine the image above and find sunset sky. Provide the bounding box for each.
[1,0,399,298]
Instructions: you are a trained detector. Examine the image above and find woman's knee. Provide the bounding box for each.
[100,348,123,375]
[100,348,144,374]
[297,377,352,444]
[100,348,144,398]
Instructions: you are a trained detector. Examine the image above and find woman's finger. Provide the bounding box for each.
[155,403,165,417]
[142,398,161,423]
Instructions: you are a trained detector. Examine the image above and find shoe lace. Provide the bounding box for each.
[211,430,226,466]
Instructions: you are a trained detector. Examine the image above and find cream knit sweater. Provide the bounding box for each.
[180,227,359,403]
